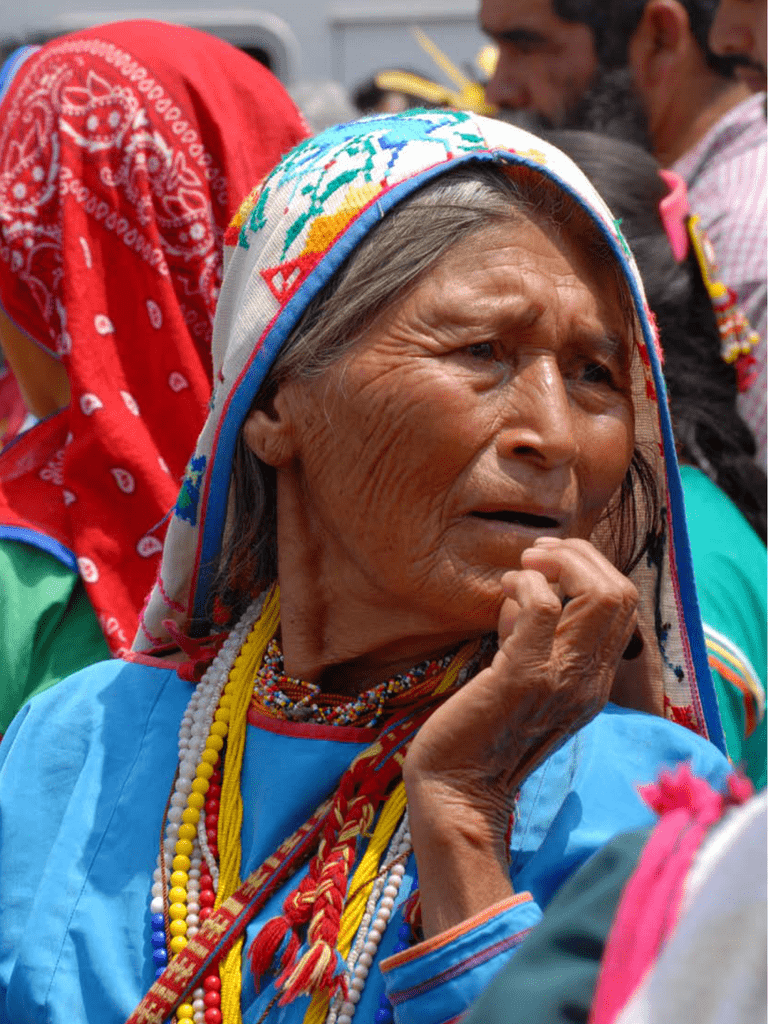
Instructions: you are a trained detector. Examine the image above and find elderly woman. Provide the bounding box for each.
[0,112,729,1024]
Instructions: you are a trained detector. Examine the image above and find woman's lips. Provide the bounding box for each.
[469,508,565,532]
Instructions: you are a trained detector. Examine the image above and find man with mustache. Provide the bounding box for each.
[710,0,767,92]
[481,0,766,465]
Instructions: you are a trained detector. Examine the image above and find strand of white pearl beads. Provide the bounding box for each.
[148,596,265,1009]
[153,595,265,913]
[334,815,412,1024]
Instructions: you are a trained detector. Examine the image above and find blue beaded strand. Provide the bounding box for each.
[151,912,174,1024]
[151,911,168,977]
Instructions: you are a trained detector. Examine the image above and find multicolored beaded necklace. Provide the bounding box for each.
[251,638,455,728]
[150,585,483,1024]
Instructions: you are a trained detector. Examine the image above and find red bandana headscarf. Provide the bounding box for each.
[0,20,308,651]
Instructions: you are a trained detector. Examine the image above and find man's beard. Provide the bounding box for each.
[562,66,653,151]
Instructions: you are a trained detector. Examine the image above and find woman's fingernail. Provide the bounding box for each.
[533,536,560,546]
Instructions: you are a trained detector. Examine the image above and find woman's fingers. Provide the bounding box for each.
[496,568,560,649]
[523,536,633,596]
[520,538,639,654]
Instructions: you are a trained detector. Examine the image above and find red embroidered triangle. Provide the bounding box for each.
[261,254,317,304]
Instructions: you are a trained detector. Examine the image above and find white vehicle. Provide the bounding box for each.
[0,2,488,94]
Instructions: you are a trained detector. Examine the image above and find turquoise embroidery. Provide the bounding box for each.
[614,218,633,259]
[235,110,488,262]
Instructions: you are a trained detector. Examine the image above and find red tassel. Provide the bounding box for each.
[276,940,345,1004]
[278,929,301,973]
[248,915,291,985]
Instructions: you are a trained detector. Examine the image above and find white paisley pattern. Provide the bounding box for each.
[0,21,309,657]
[0,37,223,351]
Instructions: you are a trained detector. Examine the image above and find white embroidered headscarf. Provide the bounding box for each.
[135,109,725,751]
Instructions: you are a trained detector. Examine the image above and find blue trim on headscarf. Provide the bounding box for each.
[193,141,726,754]
[0,524,78,572]
[0,45,39,104]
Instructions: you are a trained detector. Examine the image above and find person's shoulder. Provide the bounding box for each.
[30,653,181,698]
[0,535,77,589]
[7,655,191,743]
[587,704,731,779]
[707,93,767,160]
[677,96,766,205]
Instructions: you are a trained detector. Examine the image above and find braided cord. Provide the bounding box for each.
[337,782,407,956]
[303,782,408,1024]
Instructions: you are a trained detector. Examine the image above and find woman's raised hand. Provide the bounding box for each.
[403,537,639,937]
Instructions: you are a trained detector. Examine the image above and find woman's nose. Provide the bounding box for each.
[496,356,578,468]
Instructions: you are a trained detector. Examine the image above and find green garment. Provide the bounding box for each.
[681,466,767,788]
[0,540,111,734]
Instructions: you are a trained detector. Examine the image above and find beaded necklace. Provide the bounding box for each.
[153,594,266,1024]
[252,638,455,727]
[325,815,417,1024]
[151,586,482,1024]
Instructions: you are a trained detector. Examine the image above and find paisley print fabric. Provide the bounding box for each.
[0,20,308,651]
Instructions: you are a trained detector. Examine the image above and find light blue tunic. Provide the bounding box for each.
[0,658,730,1024]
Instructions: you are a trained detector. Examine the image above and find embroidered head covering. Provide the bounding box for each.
[0,21,308,650]
[137,109,725,750]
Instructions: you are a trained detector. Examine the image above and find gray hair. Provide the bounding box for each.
[207,160,654,626]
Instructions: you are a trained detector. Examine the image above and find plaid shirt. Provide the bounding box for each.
[674,93,767,467]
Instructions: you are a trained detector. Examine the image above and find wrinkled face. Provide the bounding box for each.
[481,0,598,123]
[709,0,767,91]
[272,216,635,635]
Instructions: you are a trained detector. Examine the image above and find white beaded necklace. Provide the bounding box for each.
[151,596,264,1023]
[156,597,263,897]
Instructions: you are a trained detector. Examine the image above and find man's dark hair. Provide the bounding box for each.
[551,0,611,53]
[553,0,741,77]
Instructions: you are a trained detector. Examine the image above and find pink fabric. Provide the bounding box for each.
[589,765,753,1024]
[0,21,308,651]
[658,170,690,263]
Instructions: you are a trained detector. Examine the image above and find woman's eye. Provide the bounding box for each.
[580,361,615,387]
[466,342,496,360]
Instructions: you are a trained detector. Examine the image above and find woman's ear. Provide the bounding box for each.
[242,387,296,467]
